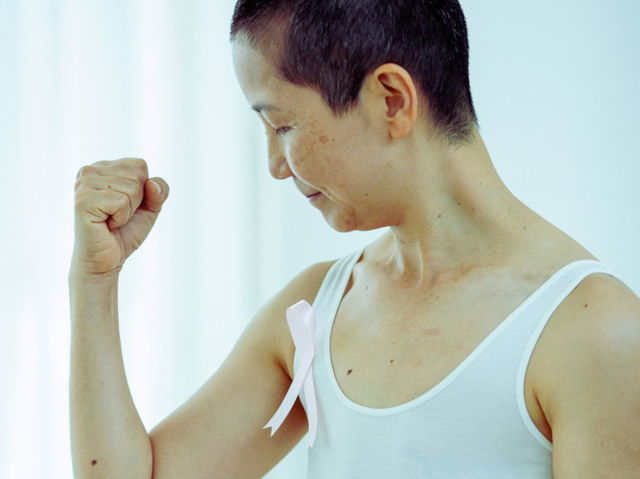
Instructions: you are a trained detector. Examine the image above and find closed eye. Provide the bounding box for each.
[275,126,292,136]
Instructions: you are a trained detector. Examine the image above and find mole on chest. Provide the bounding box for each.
[345,356,399,376]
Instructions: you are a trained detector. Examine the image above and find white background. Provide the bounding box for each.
[0,1,638,477]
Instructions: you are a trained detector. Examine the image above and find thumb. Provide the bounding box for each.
[143,178,169,212]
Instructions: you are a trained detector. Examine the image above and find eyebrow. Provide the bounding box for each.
[251,103,281,113]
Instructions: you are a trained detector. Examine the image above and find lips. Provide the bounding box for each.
[306,192,321,198]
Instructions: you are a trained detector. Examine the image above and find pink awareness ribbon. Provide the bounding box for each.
[263,300,318,449]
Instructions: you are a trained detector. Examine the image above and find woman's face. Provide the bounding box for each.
[231,36,406,233]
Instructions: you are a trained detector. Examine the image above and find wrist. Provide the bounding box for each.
[68,269,120,290]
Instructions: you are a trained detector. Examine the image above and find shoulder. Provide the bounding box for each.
[277,259,340,314]
[560,271,640,367]
[543,271,640,475]
[551,271,640,350]
[546,271,640,396]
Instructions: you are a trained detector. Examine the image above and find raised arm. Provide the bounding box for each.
[69,157,337,478]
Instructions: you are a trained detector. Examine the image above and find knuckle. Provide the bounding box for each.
[119,158,148,177]
[132,158,149,174]
[125,158,146,168]
[77,165,96,178]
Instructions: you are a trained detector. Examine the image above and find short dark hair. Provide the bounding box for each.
[230,0,479,146]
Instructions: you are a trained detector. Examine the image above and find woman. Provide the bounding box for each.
[69,1,640,478]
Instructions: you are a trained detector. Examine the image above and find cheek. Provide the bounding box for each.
[287,133,336,181]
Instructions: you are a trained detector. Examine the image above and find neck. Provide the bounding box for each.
[380,128,537,288]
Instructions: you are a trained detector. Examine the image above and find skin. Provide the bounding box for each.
[231,33,548,291]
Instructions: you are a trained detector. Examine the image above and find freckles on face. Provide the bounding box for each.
[293,108,372,206]
[287,121,336,183]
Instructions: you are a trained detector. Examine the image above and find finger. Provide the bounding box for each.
[76,165,101,180]
[111,158,149,184]
[75,175,142,217]
[85,158,149,187]
[75,188,131,231]
[141,177,169,213]
[105,189,132,231]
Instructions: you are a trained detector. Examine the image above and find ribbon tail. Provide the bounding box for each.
[263,357,312,436]
[302,365,318,448]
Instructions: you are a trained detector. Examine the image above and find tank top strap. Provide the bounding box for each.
[311,245,365,323]
[522,258,615,335]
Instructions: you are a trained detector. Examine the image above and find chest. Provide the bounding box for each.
[328,271,554,442]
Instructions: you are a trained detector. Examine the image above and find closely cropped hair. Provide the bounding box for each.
[230,0,479,146]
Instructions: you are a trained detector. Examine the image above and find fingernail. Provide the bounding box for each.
[150,180,162,195]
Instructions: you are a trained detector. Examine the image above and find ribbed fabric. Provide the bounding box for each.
[293,245,616,478]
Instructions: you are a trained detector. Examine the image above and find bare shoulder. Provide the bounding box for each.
[265,259,339,381]
[552,270,640,344]
[542,270,640,401]
[541,270,640,475]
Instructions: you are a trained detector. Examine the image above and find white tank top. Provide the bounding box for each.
[293,245,616,478]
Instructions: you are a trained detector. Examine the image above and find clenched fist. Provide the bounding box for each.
[70,158,169,278]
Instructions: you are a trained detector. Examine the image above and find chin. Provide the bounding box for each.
[332,217,391,234]
[325,209,381,233]
[330,223,356,233]
[323,210,356,233]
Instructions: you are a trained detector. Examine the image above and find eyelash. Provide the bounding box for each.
[275,126,292,136]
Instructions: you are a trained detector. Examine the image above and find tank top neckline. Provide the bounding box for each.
[323,249,610,416]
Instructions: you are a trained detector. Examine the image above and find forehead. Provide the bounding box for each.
[231,35,335,124]
[232,37,286,105]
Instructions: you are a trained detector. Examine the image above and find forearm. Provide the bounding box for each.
[69,274,152,479]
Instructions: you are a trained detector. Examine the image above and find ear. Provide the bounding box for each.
[364,63,419,140]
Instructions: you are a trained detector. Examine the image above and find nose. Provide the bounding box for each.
[267,140,294,180]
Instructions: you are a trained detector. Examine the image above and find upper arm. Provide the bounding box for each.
[548,275,640,478]
[148,260,336,479]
